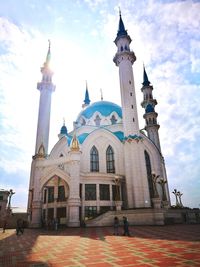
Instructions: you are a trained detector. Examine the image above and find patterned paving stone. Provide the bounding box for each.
[0,225,200,267]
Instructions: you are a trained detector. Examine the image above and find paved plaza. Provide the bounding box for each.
[0,224,200,267]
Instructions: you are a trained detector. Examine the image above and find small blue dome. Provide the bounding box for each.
[60,125,67,135]
[77,101,122,121]
[145,104,154,113]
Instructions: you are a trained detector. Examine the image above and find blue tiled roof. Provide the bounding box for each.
[145,104,154,113]
[77,133,89,144]
[113,131,124,141]
[66,130,124,147]
[77,101,122,121]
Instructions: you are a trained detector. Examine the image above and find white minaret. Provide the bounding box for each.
[35,41,55,157]
[141,66,161,151]
[113,12,139,137]
[113,13,149,209]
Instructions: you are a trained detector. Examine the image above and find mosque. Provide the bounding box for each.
[27,13,171,227]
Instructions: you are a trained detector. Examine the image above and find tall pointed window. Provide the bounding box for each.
[144,150,154,200]
[106,145,115,173]
[90,146,99,172]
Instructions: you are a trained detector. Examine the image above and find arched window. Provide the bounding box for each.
[90,146,99,172]
[144,150,154,201]
[94,115,101,126]
[106,145,115,173]
[110,115,117,124]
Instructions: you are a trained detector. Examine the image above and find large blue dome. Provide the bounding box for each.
[77,101,122,121]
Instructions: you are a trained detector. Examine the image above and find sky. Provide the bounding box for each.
[0,0,200,209]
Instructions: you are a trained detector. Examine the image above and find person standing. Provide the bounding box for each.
[123,216,130,236]
[113,216,119,235]
[2,219,7,233]
[16,218,24,236]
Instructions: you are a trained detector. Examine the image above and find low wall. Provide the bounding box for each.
[164,209,200,224]
[0,212,28,230]
[86,209,165,227]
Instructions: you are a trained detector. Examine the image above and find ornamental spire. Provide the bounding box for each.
[70,133,80,151]
[46,40,51,65]
[116,9,128,38]
[142,64,151,86]
[100,88,103,101]
[82,81,91,108]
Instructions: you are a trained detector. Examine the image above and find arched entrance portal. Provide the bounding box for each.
[42,175,69,228]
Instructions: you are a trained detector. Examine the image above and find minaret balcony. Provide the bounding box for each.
[113,51,136,66]
[141,99,157,108]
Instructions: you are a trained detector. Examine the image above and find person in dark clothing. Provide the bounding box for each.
[123,216,130,236]
[16,218,24,235]
[2,219,7,233]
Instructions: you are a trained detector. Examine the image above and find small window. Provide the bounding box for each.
[121,46,123,52]
[94,115,101,126]
[85,184,96,200]
[82,118,86,126]
[100,184,110,200]
[131,105,134,109]
[48,187,54,203]
[59,153,63,157]
[110,115,117,124]
[129,80,131,84]
[130,92,132,96]
[58,186,65,202]
[133,118,135,122]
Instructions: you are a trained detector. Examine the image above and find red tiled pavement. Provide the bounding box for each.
[0,224,200,267]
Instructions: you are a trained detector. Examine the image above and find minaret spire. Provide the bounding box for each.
[82,81,91,108]
[34,41,56,157]
[45,39,51,66]
[143,64,151,86]
[100,88,103,101]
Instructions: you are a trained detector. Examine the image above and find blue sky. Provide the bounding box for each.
[0,0,200,209]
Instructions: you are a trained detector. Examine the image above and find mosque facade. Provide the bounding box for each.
[27,14,170,227]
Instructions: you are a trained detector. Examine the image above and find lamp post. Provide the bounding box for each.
[113,177,120,201]
[113,177,122,211]
[7,189,15,209]
[172,189,179,207]
[177,191,183,208]
[151,173,160,198]
[158,178,167,201]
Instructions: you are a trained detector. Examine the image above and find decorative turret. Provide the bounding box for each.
[113,11,139,137]
[58,119,68,140]
[82,81,91,108]
[34,41,56,157]
[141,66,161,151]
[70,133,80,152]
